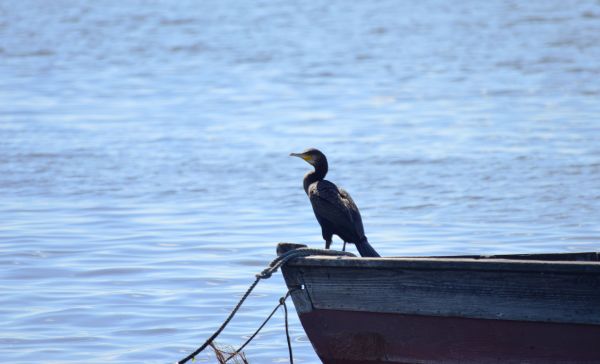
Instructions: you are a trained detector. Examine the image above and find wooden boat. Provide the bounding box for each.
[278,243,600,364]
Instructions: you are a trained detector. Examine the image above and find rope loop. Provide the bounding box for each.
[256,268,273,279]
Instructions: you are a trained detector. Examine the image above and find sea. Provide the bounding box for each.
[1,0,599,363]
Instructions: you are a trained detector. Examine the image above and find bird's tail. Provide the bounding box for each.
[355,236,380,257]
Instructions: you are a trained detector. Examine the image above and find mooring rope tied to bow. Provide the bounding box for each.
[223,290,294,363]
[176,248,355,364]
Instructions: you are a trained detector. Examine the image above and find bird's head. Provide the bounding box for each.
[290,148,327,167]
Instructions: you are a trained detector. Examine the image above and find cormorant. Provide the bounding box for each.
[290,148,380,257]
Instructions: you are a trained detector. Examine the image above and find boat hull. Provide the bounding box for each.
[278,244,600,364]
[299,308,600,364]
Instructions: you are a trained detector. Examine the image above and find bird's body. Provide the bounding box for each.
[291,148,380,257]
[308,180,365,246]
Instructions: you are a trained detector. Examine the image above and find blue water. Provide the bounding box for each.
[1,1,600,363]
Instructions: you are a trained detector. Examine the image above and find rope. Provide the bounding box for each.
[282,294,293,364]
[176,247,355,364]
[223,290,294,363]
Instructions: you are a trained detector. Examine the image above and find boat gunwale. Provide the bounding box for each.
[285,254,600,274]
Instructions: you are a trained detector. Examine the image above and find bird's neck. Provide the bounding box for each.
[303,162,328,194]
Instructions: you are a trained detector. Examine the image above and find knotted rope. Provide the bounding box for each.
[176,247,355,364]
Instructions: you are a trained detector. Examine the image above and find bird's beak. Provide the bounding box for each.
[290,152,313,163]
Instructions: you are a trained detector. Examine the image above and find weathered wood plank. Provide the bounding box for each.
[281,261,313,314]
[287,255,600,274]
[289,288,312,314]
[441,251,600,262]
[283,258,600,325]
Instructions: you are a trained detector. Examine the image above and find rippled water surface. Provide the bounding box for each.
[2,1,600,363]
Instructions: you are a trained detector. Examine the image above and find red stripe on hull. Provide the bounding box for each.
[299,309,600,364]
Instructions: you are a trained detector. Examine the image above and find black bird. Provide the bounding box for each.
[290,148,380,257]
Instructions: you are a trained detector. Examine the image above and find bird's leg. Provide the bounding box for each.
[342,241,347,251]
[322,229,333,250]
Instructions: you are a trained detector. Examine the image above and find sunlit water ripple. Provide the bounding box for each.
[1,0,600,363]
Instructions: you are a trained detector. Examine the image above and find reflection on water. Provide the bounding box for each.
[1,0,599,362]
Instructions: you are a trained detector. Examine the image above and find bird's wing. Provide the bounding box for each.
[338,187,365,237]
[308,180,360,238]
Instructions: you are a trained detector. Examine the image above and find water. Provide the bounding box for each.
[1,0,600,362]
